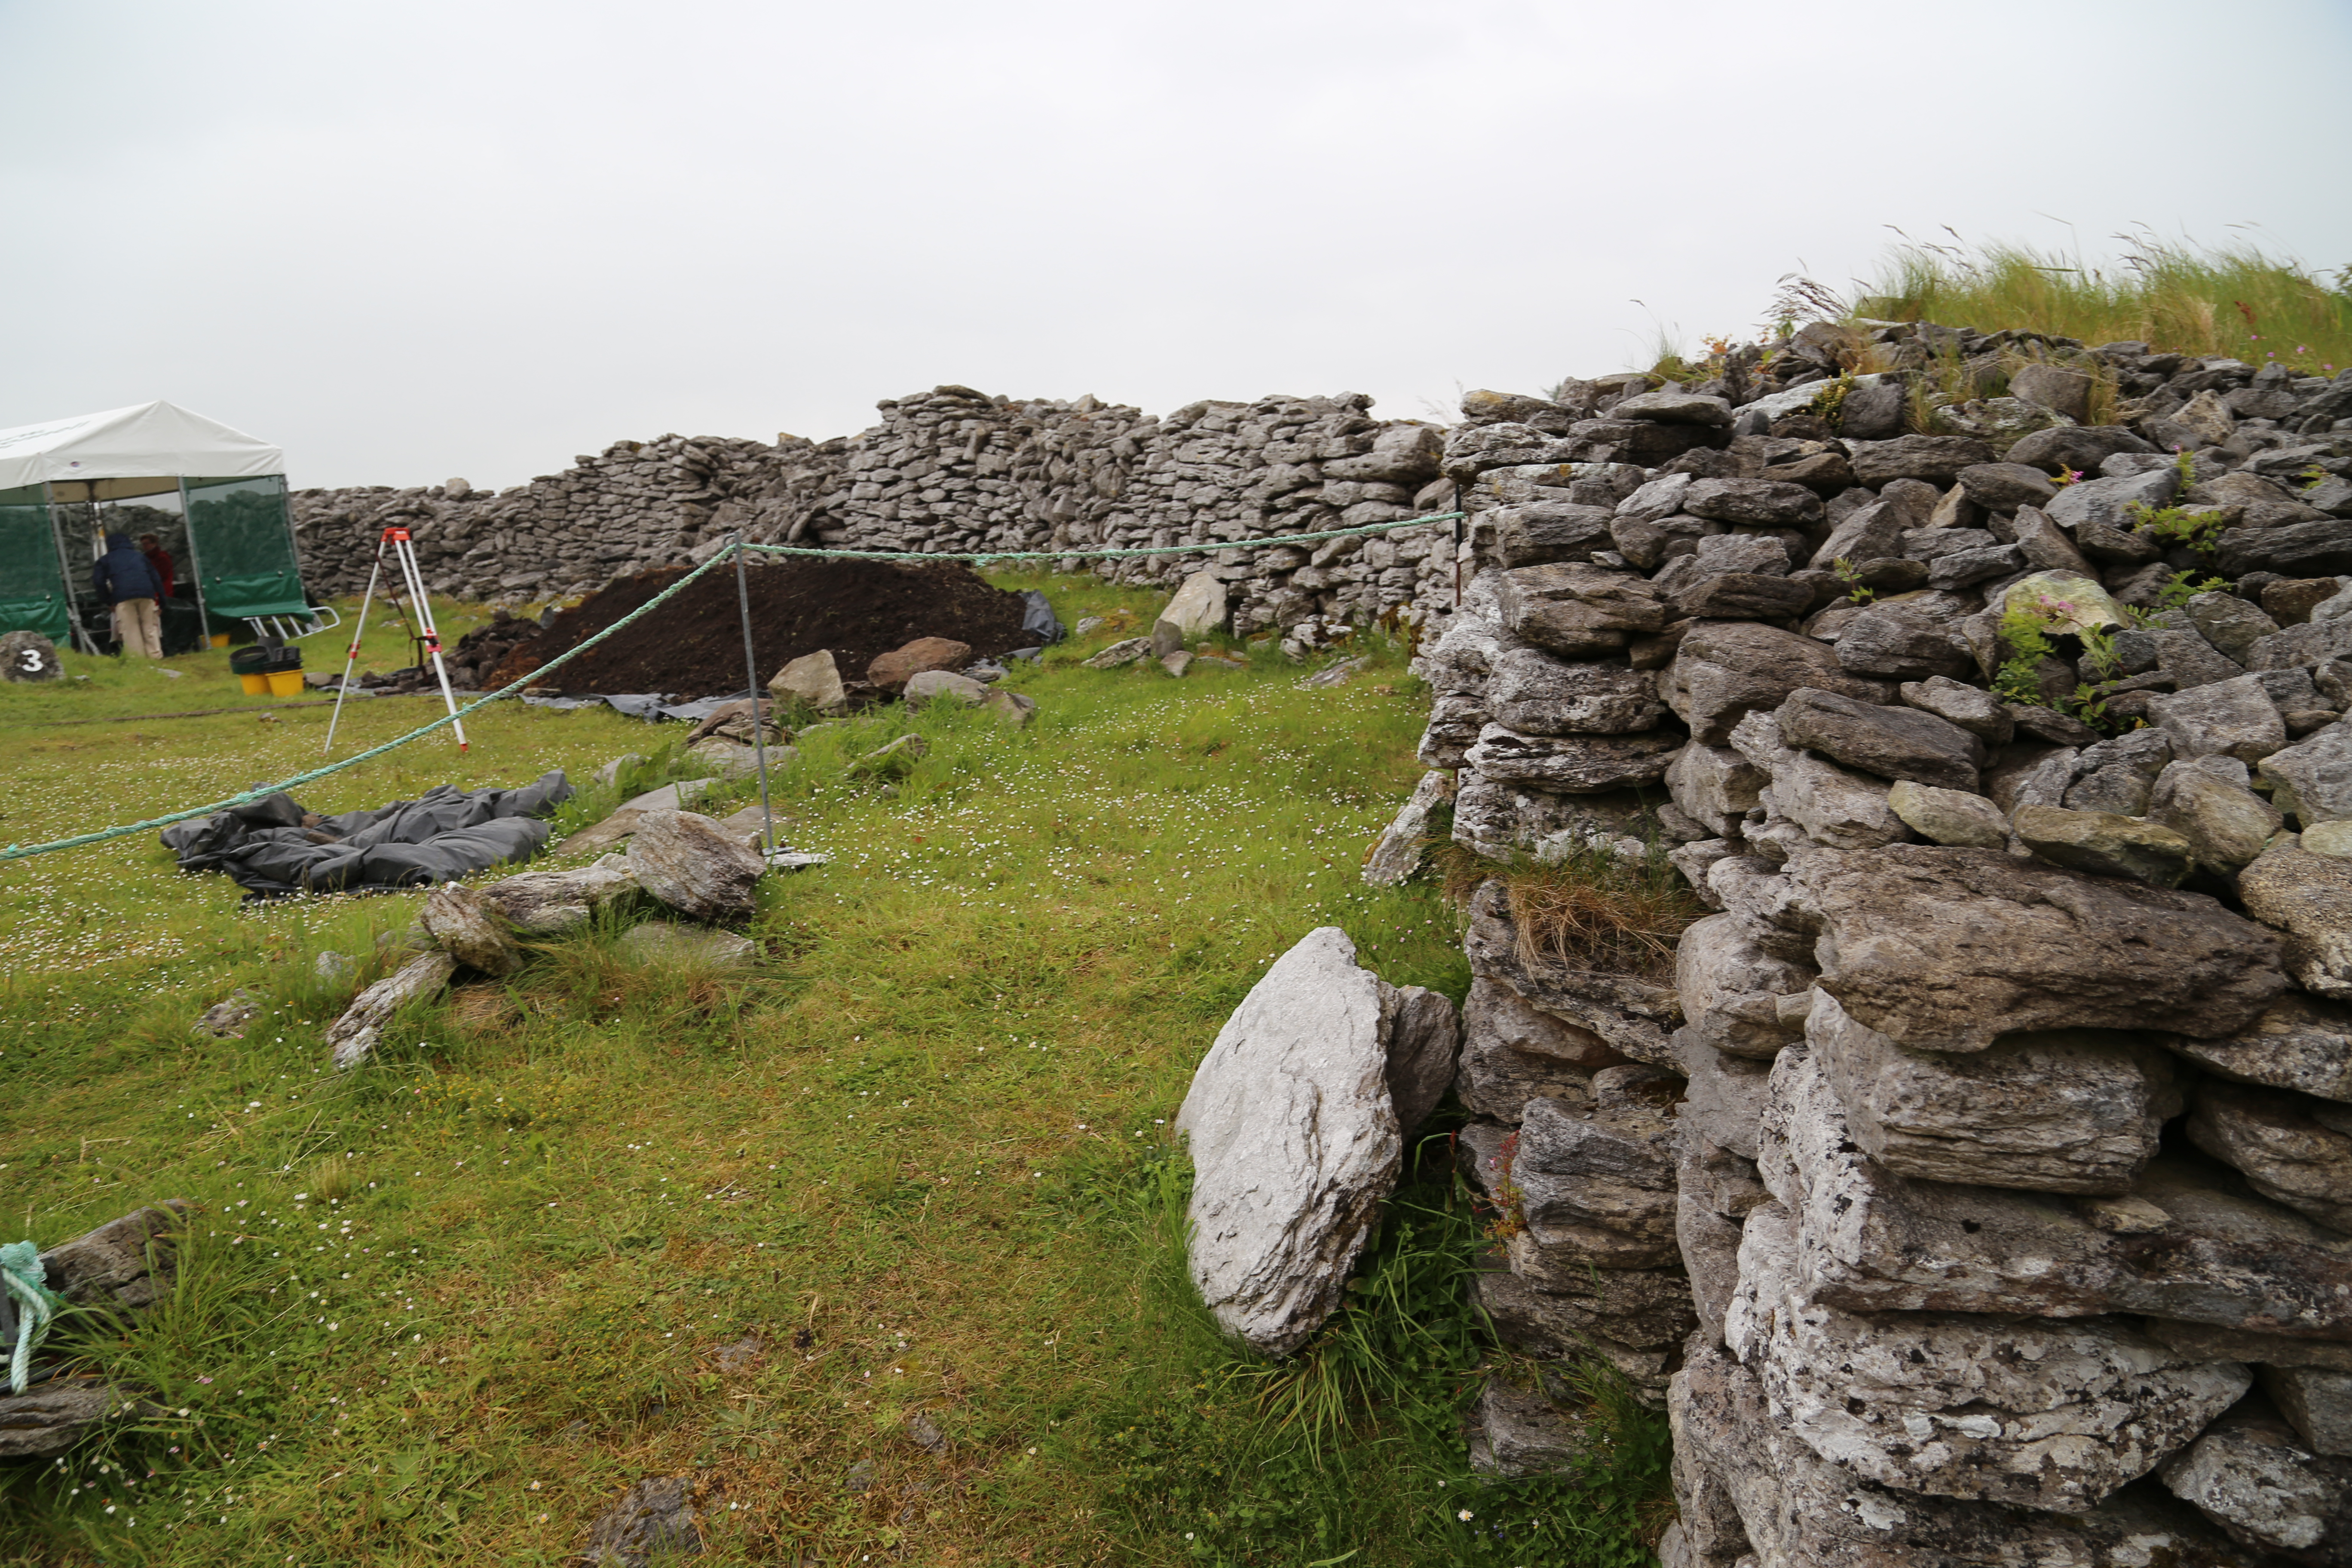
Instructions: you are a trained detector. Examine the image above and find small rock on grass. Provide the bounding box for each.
[848,733,928,779]
[904,670,986,707]
[906,1410,949,1455]
[616,923,758,969]
[192,989,260,1038]
[1083,636,1151,669]
[626,810,766,923]
[1300,655,1373,689]
[980,689,1036,726]
[1363,770,1456,887]
[329,951,457,1069]
[419,882,527,975]
[579,1475,699,1567]
[768,648,847,711]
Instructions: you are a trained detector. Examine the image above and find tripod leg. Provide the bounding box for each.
[323,537,391,754]
[392,536,467,751]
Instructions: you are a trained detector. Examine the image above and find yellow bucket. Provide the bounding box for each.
[209,633,231,649]
[265,671,305,698]
[239,673,270,695]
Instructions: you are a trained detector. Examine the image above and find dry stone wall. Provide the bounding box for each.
[1414,327,2352,1562]
[291,387,1461,644]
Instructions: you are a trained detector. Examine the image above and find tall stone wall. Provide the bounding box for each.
[291,386,1462,642]
[1418,328,2352,1562]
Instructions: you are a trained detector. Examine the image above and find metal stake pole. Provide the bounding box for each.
[386,527,467,750]
[322,530,393,754]
[731,536,777,855]
[1452,484,1464,609]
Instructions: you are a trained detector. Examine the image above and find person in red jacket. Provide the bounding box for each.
[138,533,176,599]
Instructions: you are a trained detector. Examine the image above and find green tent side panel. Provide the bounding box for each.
[0,487,70,640]
[186,475,309,619]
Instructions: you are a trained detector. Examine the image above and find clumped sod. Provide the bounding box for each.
[1850,230,2352,376]
[0,579,1609,1565]
[1433,836,1703,982]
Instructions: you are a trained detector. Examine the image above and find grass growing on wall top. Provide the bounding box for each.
[0,576,1666,1565]
[1851,231,2352,374]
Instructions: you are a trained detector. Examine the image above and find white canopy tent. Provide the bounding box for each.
[0,401,315,653]
[0,401,285,492]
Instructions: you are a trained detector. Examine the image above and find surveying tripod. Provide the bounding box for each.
[322,525,468,754]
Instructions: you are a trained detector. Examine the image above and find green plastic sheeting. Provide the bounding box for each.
[186,475,307,619]
[0,486,70,641]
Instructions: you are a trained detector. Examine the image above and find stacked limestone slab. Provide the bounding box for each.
[291,386,1463,645]
[1404,331,2352,1561]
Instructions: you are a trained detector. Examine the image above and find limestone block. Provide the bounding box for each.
[1761,1046,2352,1337]
[1730,711,1916,851]
[1462,723,1683,793]
[1672,1340,2235,1568]
[2159,992,2352,1104]
[2147,755,2284,878]
[1665,741,1767,838]
[2186,1079,2352,1233]
[1664,621,1893,746]
[2162,1401,2352,1556]
[1777,686,1984,791]
[1454,976,1620,1121]
[768,648,846,710]
[1808,990,2180,1195]
[1675,913,1815,1061]
[1727,1202,2249,1513]
[2242,834,2352,1000]
[1782,843,2286,1054]
[1158,570,1229,639]
[1361,769,1454,888]
[1485,647,1666,735]
[328,951,457,1069]
[1885,780,2009,848]
[2260,720,2352,826]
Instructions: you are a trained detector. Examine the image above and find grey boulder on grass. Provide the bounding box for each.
[1175,927,1458,1356]
[625,809,766,923]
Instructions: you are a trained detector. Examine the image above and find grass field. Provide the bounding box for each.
[0,576,1668,1567]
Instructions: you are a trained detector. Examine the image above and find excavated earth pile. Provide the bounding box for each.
[484,556,1036,698]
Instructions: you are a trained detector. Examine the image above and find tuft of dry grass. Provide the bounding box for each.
[1852,230,2352,375]
[1432,839,1703,980]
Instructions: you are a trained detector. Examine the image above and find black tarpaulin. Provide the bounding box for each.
[160,771,573,897]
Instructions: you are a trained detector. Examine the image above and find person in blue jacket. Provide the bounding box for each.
[93,531,165,659]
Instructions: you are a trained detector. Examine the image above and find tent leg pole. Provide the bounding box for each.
[324,533,392,754]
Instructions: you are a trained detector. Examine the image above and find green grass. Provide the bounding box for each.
[0,575,1666,1566]
[1850,231,2352,377]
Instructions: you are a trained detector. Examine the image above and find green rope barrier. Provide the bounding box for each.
[0,510,1464,864]
[0,545,743,864]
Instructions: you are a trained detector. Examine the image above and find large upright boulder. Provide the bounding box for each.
[1158,571,1229,641]
[1176,928,1456,1354]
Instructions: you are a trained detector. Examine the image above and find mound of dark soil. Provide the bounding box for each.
[485,557,1036,698]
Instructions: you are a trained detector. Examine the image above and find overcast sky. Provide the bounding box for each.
[4,0,2348,491]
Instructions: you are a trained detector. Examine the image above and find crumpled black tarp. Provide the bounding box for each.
[1019,589,1065,645]
[161,771,573,897]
